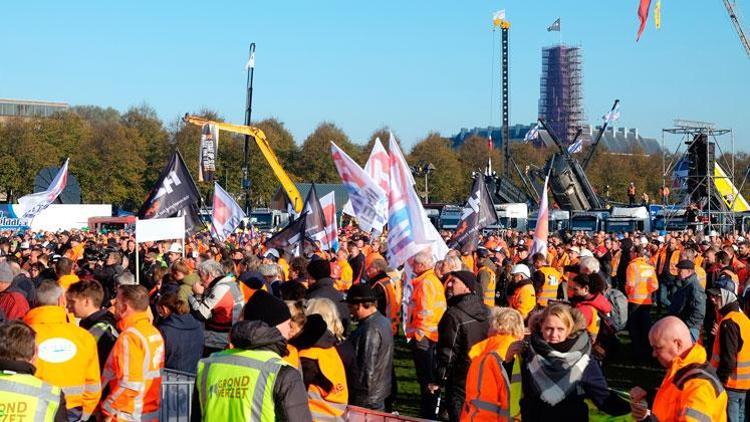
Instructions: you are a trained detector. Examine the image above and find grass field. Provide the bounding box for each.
[391,330,666,420]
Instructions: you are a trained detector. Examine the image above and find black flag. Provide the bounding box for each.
[138,150,203,233]
[303,184,328,248]
[449,175,499,253]
[266,211,308,254]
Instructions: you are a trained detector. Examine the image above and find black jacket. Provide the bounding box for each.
[79,309,118,372]
[306,277,349,331]
[345,311,394,410]
[434,293,489,391]
[0,359,67,422]
[716,301,744,387]
[191,322,312,422]
[369,272,391,317]
[158,313,205,374]
[668,273,706,333]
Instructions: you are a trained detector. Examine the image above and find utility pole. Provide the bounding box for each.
[243,43,256,215]
[501,20,511,178]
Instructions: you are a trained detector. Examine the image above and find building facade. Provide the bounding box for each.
[0,98,69,122]
[538,45,584,145]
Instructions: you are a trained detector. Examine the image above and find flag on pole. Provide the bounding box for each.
[603,102,621,124]
[245,50,255,70]
[198,123,219,182]
[492,10,506,27]
[265,212,308,255]
[449,175,499,253]
[654,0,661,29]
[17,158,70,220]
[487,134,494,151]
[320,192,339,252]
[211,182,246,241]
[547,18,561,32]
[637,0,652,41]
[341,138,389,226]
[567,138,583,154]
[530,173,550,258]
[524,123,541,142]
[331,142,388,233]
[303,184,328,249]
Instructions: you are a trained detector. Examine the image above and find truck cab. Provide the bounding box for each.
[606,206,651,233]
[249,208,289,230]
[439,205,462,230]
[486,203,528,232]
[570,210,610,234]
[528,209,570,233]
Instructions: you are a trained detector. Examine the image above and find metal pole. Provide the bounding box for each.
[424,173,429,204]
[501,23,510,178]
[243,43,256,216]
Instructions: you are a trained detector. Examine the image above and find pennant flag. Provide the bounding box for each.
[320,192,339,252]
[492,9,506,27]
[245,50,256,70]
[387,133,449,267]
[331,142,388,233]
[138,150,203,234]
[637,0,652,41]
[603,102,621,124]
[567,138,583,154]
[449,175,499,253]
[212,182,247,241]
[547,18,561,32]
[654,0,661,29]
[265,211,308,254]
[303,184,328,249]
[17,158,70,220]
[198,123,219,182]
[524,122,541,142]
[530,173,550,258]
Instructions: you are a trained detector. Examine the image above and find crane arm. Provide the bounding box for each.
[183,114,304,213]
[723,0,750,58]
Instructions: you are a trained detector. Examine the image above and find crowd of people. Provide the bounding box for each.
[1,226,749,421]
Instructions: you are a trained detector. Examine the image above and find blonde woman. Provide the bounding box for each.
[305,298,345,342]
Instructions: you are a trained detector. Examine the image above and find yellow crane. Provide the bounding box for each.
[183,114,304,213]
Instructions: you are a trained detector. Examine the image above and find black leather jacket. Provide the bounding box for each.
[345,311,394,410]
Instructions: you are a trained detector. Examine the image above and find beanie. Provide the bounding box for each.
[448,270,479,293]
[243,289,291,327]
[307,257,331,280]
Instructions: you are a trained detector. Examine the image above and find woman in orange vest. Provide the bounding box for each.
[461,307,525,421]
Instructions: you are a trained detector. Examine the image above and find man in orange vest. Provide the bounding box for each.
[656,236,681,310]
[531,253,562,307]
[630,316,727,421]
[406,249,446,419]
[707,281,750,422]
[23,280,101,421]
[102,285,165,421]
[625,245,659,361]
[367,258,400,335]
[476,248,498,308]
[508,264,536,320]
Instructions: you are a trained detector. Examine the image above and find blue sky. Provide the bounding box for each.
[2,1,748,152]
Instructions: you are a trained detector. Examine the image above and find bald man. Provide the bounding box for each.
[630,316,727,421]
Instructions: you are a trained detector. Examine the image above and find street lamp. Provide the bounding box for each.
[242,43,256,215]
[410,161,436,203]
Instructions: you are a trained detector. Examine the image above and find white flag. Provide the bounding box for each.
[342,138,389,229]
[524,122,541,142]
[212,182,247,241]
[603,102,621,124]
[245,51,255,70]
[17,159,70,220]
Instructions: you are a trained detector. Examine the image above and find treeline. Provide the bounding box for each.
[1,105,748,209]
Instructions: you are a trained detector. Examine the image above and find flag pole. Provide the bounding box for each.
[135,217,140,286]
[243,43,256,216]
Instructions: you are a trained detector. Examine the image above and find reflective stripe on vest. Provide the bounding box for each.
[308,390,347,421]
[198,351,286,421]
[299,347,348,419]
[0,374,61,422]
[682,407,712,422]
[465,352,511,421]
[711,311,750,389]
[375,278,400,335]
[90,321,119,342]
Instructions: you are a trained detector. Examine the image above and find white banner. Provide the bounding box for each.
[135,216,185,243]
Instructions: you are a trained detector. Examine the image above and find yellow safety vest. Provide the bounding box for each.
[0,371,61,422]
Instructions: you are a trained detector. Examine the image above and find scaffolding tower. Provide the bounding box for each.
[539,45,584,145]
[661,119,737,233]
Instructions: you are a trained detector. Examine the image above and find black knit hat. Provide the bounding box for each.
[238,271,264,289]
[447,270,479,293]
[307,256,331,280]
[243,289,291,327]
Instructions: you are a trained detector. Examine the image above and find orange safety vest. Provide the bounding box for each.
[278,258,290,281]
[537,266,562,307]
[509,282,536,320]
[657,247,681,276]
[23,306,101,418]
[652,344,728,422]
[335,259,353,292]
[711,310,750,390]
[298,346,348,419]
[625,257,659,305]
[374,276,400,336]
[406,269,446,342]
[365,251,385,272]
[477,266,497,308]
[696,266,707,290]
[462,254,476,273]
[610,251,621,278]
[102,311,165,421]
[462,347,511,421]
[284,344,301,369]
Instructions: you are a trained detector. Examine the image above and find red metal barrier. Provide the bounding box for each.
[344,406,434,422]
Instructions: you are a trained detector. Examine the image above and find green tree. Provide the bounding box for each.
[296,122,360,183]
[122,105,170,190]
[409,133,464,203]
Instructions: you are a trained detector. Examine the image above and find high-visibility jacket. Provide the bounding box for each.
[197,348,289,421]
[23,306,101,418]
[695,266,707,290]
[652,344,727,422]
[386,269,403,312]
[298,346,348,420]
[710,310,750,390]
[625,257,659,305]
[464,334,522,421]
[552,252,570,276]
[509,281,536,320]
[462,254,476,273]
[284,344,300,369]
[610,251,621,278]
[365,251,385,272]
[58,274,80,291]
[102,311,165,421]
[657,247,681,276]
[477,265,497,308]
[406,269,446,342]
[278,258,290,281]
[536,266,562,307]
[335,259,353,292]
[0,371,62,422]
[374,275,400,335]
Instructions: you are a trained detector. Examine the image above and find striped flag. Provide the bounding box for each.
[18,158,70,220]
[524,123,541,142]
[530,173,550,258]
[341,138,389,230]
[603,102,621,123]
[567,138,583,154]
[331,142,387,233]
[211,182,247,241]
[320,191,339,252]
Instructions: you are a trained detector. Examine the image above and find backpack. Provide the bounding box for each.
[604,288,628,332]
[592,309,621,362]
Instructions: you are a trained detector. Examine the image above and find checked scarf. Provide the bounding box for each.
[527,331,591,406]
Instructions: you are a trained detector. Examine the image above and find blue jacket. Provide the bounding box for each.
[668,273,706,334]
[158,313,204,374]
